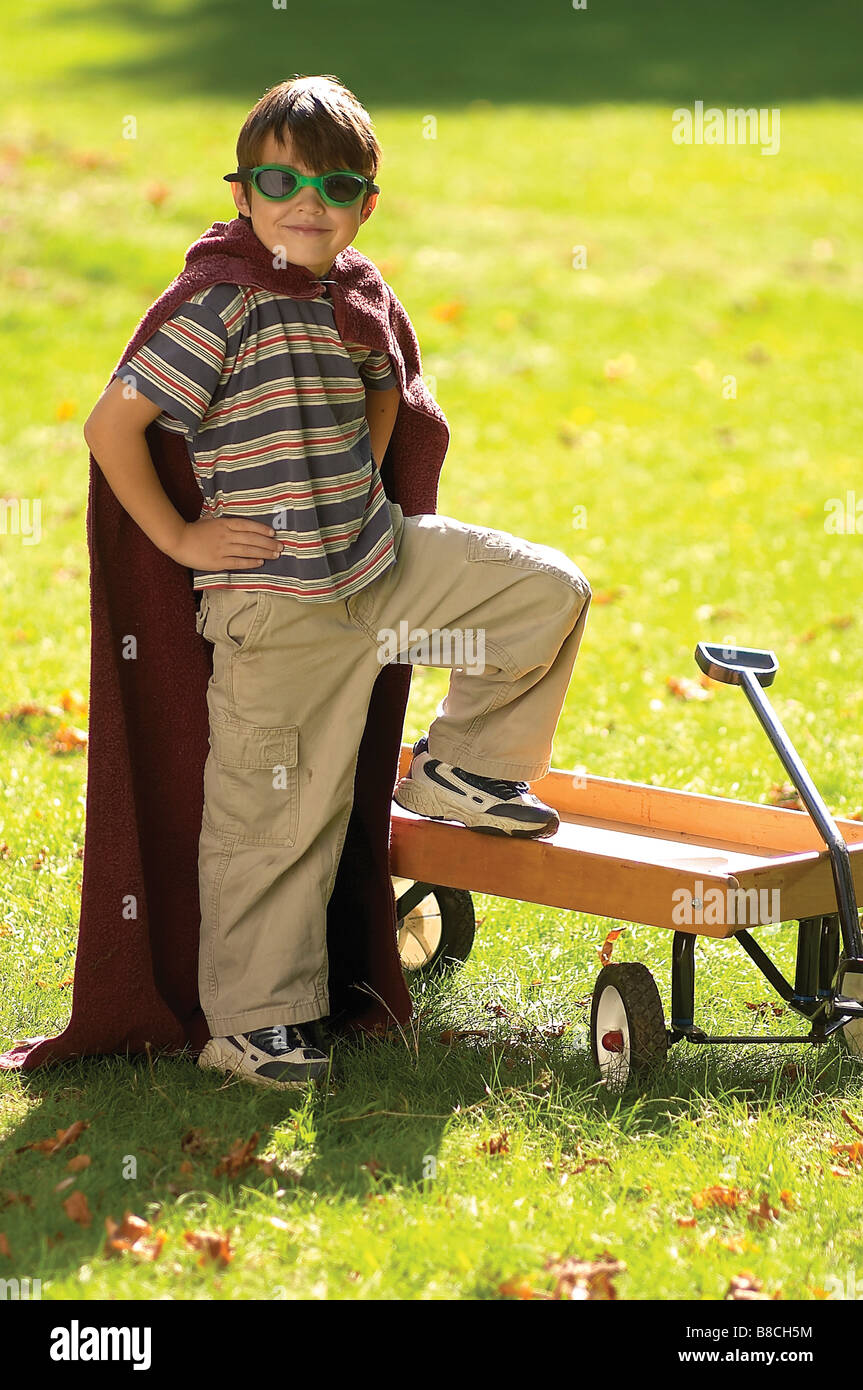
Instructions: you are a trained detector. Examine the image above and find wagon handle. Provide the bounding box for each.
[694,641,863,967]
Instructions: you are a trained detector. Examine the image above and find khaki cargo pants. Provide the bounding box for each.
[195,498,591,1036]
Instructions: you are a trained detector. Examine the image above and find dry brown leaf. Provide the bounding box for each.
[692,1185,744,1210]
[718,1235,754,1254]
[213,1133,260,1178]
[478,1130,509,1157]
[62,1190,92,1226]
[725,1272,768,1300]
[767,782,806,811]
[16,1119,89,1156]
[430,300,465,322]
[0,1191,33,1209]
[592,587,625,605]
[438,1027,491,1044]
[841,1109,863,1139]
[0,1233,10,1257]
[66,1154,91,1172]
[545,1252,625,1300]
[747,1193,780,1227]
[144,182,171,207]
[598,926,626,966]
[48,724,88,754]
[104,1211,166,1261]
[676,1216,697,1228]
[180,1128,210,1155]
[667,675,712,702]
[183,1228,233,1266]
[830,1141,863,1164]
[498,1276,541,1299]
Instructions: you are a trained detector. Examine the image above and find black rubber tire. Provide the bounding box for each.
[590,961,668,1084]
[395,882,476,977]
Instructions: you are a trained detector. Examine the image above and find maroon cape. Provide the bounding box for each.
[0,216,449,1071]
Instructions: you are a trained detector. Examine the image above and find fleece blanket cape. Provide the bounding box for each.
[1,215,449,1071]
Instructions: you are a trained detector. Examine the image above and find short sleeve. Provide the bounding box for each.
[115,300,228,434]
[359,349,398,392]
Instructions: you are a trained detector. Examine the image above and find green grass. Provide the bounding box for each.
[2,0,863,1302]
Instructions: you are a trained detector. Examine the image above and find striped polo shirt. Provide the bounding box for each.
[115,281,400,599]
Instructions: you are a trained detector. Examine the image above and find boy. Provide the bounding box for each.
[83,74,591,1090]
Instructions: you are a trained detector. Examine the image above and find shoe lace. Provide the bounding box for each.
[454,766,531,799]
[248,1024,297,1053]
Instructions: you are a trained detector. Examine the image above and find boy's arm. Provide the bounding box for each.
[84,378,277,569]
[84,378,189,558]
[364,385,401,468]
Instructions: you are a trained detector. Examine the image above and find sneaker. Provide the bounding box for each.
[198,1022,330,1089]
[392,734,559,839]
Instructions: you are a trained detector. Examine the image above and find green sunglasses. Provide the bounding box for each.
[224,164,379,207]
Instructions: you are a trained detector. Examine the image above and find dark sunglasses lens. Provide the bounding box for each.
[323,174,364,203]
[255,168,298,198]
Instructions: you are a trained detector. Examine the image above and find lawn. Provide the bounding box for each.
[1,0,863,1301]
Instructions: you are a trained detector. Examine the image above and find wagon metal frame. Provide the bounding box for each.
[390,643,863,1086]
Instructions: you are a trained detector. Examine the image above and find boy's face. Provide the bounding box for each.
[229,131,378,276]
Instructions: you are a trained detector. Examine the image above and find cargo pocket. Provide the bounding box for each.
[466,527,590,599]
[204,714,300,847]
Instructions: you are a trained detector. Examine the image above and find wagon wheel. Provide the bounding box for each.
[837,954,863,1060]
[590,961,668,1089]
[393,876,476,977]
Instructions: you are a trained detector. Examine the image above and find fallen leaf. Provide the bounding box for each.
[676,1216,697,1228]
[183,1229,233,1266]
[66,1155,91,1173]
[438,1028,491,1044]
[0,1191,33,1209]
[767,782,805,811]
[830,1141,863,1164]
[144,182,171,207]
[48,724,88,754]
[180,1128,210,1155]
[62,1190,92,1226]
[747,1193,780,1227]
[692,1185,743,1210]
[0,1234,10,1257]
[213,1133,260,1178]
[16,1120,89,1156]
[598,926,626,966]
[841,1109,863,1139]
[104,1212,166,1262]
[544,1251,625,1300]
[498,1276,540,1299]
[725,1271,768,1300]
[667,675,712,702]
[430,300,465,322]
[478,1130,509,1157]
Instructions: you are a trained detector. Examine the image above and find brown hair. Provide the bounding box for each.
[234,74,381,219]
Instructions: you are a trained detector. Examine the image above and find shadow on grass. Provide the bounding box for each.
[2,1007,862,1287]
[48,0,863,108]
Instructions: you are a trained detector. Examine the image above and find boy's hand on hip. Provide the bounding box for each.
[169,516,283,571]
